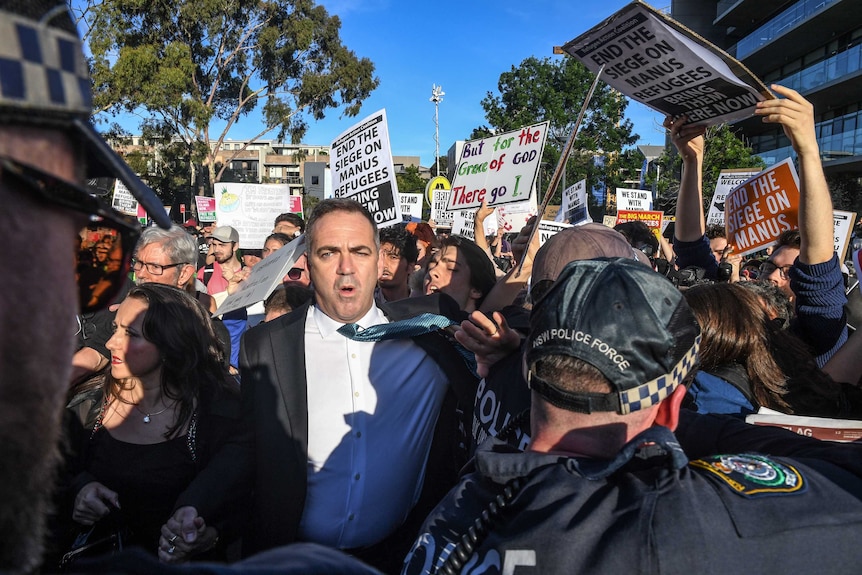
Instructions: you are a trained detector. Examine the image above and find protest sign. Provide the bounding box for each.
[214,235,306,317]
[430,189,454,228]
[399,193,423,222]
[447,122,548,211]
[562,0,771,127]
[215,183,300,248]
[615,210,664,245]
[616,187,653,211]
[747,408,862,443]
[706,169,761,227]
[602,215,617,228]
[112,180,138,216]
[425,176,451,206]
[725,158,800,257]
[331,109,402,227]
[451,209,498,241]
[556,179,592,225]
[834,210,856,262]
[538,220,573,247]
[497,198,538,234]
[195,196,217,223]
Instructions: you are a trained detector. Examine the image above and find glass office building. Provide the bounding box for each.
[671,0,862,177]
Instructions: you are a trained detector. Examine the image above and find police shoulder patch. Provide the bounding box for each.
[690,454,806,498]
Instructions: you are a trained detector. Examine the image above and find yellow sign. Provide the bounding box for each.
[425,176,451,205]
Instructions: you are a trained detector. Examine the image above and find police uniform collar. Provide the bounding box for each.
[475,426,688,485]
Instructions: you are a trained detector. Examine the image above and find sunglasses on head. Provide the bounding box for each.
[1,156,141,313]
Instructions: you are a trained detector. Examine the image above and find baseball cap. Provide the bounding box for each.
[208,226,239,243]
[183,218,198,228]
[531,223,649,286]
[0,1,169,228]
[526,258,701,415]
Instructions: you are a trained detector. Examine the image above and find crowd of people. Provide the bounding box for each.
[5,2,862,575]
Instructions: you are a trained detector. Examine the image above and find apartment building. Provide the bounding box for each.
[671,0,862,179]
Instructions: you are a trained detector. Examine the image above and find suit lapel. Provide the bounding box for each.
[268,302,310,453]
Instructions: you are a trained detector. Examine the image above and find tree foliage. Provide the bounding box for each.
[470,56,640,210]
[80,0,378,186]
[396,165,427,194]
[648,123,765,214]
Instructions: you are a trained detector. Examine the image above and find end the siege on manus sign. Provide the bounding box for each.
[563,1,771,127]
[447,122,548,212]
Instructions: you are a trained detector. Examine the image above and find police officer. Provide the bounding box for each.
[403,258,862,575]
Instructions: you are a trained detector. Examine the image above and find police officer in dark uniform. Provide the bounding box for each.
[403,258,862,575]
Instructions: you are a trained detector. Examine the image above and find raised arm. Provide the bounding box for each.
[755,84,833,265]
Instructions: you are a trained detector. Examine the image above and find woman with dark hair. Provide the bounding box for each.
[424,234,497,312]
[684,282,862,418]
[52,284,247,564]
[683,282,790,414]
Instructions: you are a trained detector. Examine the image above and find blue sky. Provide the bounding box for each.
[89,0,669,166]
[294,0,669,166]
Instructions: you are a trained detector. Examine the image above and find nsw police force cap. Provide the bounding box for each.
[526,258,701,415]
[0,0,169,228]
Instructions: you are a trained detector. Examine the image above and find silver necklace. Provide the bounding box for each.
[132,403,170,423]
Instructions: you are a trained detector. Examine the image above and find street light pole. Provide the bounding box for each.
[430,85,445,177]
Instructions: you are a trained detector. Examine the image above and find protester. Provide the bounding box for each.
[239,199,480,573]
[50,285,247,564]
[377,225,419,304]
[274,212,305,237]
[198,226,248,371]
[404,258,862,574]
[669,85,847,366]
[0,2,169,570]
[262,284,314,323]
[424,235,497,313]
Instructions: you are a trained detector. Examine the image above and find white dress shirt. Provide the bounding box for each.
[298,304,449,548]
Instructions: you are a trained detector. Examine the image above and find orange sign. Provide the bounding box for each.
[725,158,800,257]
[615,210,664,244]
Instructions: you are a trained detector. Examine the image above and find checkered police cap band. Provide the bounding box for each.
[0,7,92,123]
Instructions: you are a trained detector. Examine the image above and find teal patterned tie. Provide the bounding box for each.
[337,313,456,341]
[337,313,478,375]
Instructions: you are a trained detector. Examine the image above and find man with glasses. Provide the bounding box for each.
[0,1,169,571]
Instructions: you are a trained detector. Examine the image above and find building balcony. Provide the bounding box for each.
[715,0,791,34]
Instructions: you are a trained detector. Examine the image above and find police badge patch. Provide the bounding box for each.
[690,454,806,498]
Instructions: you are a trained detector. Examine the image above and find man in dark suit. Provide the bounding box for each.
[240,199,478,572]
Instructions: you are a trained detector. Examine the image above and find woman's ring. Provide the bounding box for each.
[168,545,176,554]
[169,534,178,544]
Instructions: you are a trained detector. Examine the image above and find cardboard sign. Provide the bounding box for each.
[725,158,799,257]
[331,109,402,227]
[451,209,497,241]
[834,210,856,262]
[562,0,771,127]
[538,220,573,247]
[195,196,217,223]
[615,210,664,246]
[430,189,455,228]
[447,122,549,211]
[706,169,761,227]
[112,180,138,216]
[747,408,862,443]
[616,187,653,212]
[602,215,617,228]
[214,235,306,317]
[556,179,592,225]
[215,183,299,248]
[496,198,538,234]
[399,192,423,222]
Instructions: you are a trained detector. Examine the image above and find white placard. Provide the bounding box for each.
[430,189,455,228]
[496,198,538,234]
[451,209,498,241]
[706,169,761,227]
[111,180,138,216]
[215,182,295,248]
[538,220,573,247]
[555,179,592,225]
[399,192,423,222]
[214,235,306,316]
[447,122,549,211]
[616,187,653,212]
[563,1,770,127]
[331,109,402,227]
[834,210,856,262]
